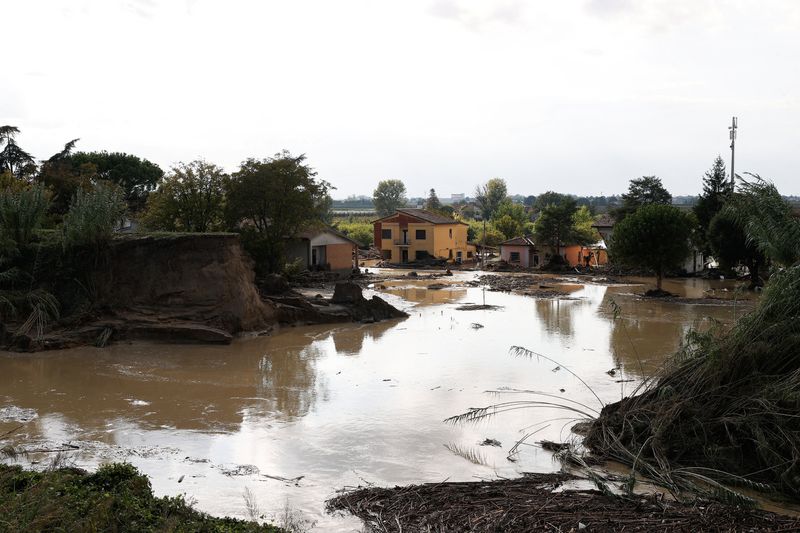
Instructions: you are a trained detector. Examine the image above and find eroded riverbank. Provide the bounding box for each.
[0,271,772,530]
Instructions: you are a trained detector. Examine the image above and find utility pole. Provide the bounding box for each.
[729,116,738,189]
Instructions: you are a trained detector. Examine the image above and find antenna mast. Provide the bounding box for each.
[729,116,738,188]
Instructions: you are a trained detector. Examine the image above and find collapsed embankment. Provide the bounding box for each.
[1,233,277,350]
[1,233,406,351]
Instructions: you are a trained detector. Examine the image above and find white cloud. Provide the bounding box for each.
[1,0,799,196]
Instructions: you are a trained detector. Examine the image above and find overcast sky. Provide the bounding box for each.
[4,0,799,198]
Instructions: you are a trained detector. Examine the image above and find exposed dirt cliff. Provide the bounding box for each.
[3,234,278,350]
[93,233,276,333]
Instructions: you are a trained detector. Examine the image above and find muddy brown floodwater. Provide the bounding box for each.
[0,271,757,531]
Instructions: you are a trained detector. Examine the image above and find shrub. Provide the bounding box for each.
[62,183,127,248]
[0,184,50,245]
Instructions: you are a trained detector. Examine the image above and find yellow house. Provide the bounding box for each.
[372,208,474,264]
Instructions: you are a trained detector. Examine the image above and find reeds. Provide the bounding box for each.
[586,263,800,501]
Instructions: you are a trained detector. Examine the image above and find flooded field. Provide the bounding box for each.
[0,271,751,530]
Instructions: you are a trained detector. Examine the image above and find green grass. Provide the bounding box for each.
[0,463,282,533]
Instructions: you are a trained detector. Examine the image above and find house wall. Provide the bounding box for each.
[374,215,470,263]
[563,245,609,267]
[326,242,356,273]
[500,244,536,268]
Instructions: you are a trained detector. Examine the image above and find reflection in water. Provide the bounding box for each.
[601,287,742,377]
[329,321,396,355]
[0,275,754,531]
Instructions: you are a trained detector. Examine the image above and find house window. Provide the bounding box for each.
[449,228,453,238]
[415,250,428,260]
[533,255,539,266]
[381,229,391,239]
[415,229,426,240]
[510,251,521,262]
[382,250,392,260]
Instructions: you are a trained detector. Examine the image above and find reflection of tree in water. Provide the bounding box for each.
[532,295,591,340]
[330,320,397,355]
[253,343,323,421]
[604,296,718,378]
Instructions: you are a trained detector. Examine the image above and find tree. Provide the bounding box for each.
[693,156,732,253]
[0,126,36,180]
[610,204,693,291]
[533,196,578,259]
[493,200,529,239]
[64,151,164,212]
[37,138,96,216]
[708,208,765,288]
[572,205,598,245]
[474,178,507,220]
[226,151,330,274]
[372,179,407,217]
[474,178,508,251]
[534,191,571,212]
[424,188,442,212]
[141,160,227,232]
[613,176,672,222]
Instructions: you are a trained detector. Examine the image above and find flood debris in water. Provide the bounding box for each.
[455,303,502,311]
[326,472,800,532]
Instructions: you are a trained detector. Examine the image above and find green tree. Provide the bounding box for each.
[533,196,578,258]
[726,175,800,268]
[424,188,442,212]
[37,138,96,216]
[493,200,529,239]
[610,204,693,291]
[65,151,164,212]
[693,156,732,253]
[334,220,373,247]
[226,152,330,274]
[613,176,672,222]
[140,160,227,232]
[708,208,765,287]
[0,126,36,180]
[372,179,407,217]
[534,191,571,212]
[474,178,507,220]
[573,205,598,245]
[474,178,508,250]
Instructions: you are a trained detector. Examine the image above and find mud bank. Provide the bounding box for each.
[328,473,800,532]
[1,234,405,351]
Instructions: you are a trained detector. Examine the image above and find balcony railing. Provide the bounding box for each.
[393,239,412,246]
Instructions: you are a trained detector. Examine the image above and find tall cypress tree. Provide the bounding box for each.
[694,155,732,253]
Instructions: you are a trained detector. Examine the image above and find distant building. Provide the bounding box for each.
[372,208,475,264]
[499,236,539,267]
[285,227,358,274]
[591,214,616,244]
[499,236,609,268]
[450,193,465,203]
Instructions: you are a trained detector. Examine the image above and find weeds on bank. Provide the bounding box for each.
[0,462,282,532]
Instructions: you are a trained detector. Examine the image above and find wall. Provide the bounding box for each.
[325,242,356,272]
[500,244,536,268]
[562,245,609,267]
[374,216,470,263]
